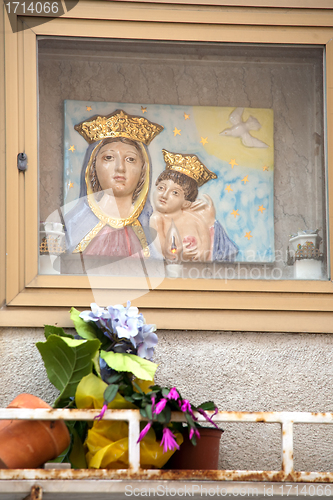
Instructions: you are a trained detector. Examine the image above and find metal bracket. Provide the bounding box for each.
[22,485,42,500]
[17,153,28,171]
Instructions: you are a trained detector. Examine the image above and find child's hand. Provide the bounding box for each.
[182,241,200,261]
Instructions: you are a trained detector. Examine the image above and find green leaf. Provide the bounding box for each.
[140,408,147,418]
[44,325,74,340]
[185,413,195,428]
[190,434,197,446]
[132,392,143,401]
[106,373,122,385]
[69,427,87,469]
[197,401,216,411]
[36,334,101,407]
[104,384,119,404]
[146,404,153,421]
[100,351,158,381]
[125,395,135,404]
[161,388,170,398]
[157,411,166,424]
[70,308,99,340]
[47,443,71,463]
[132,380,145,394]
[92,351,101,378]
[162,404,171,424]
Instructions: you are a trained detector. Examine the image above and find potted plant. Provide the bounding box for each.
[0,393,70,469]
[35,302,221,469]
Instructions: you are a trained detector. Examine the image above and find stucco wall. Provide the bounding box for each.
[1,326,332,471]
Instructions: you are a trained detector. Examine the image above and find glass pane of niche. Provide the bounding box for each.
[38,38,326,281]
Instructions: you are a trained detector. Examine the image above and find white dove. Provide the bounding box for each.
[220,107,268,148]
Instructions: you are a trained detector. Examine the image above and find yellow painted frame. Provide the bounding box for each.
[2,0,333,331]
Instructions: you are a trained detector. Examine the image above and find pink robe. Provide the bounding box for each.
[84,225,143,257]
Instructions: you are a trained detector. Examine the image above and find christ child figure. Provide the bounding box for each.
[150,149,217,262]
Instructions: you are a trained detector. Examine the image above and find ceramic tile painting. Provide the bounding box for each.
[63,100,274,263]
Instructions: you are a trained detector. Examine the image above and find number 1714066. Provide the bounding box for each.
[278,484,332,496]
[4,1,60,14]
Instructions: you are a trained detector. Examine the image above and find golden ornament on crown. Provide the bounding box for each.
[75,109,164,145]
[162,149,217,187]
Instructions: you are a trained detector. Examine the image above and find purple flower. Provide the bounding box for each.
[116,316,142,344]
[137,422,152,443]
[189,427,201,440]
[160,427,180,453]
[198,408,219,429]
[154,398,167,415]
[94,403,108,421]
[80,302,158,360]
[167,388,180,401]
[136,324,158,359]
[80,303,110,323]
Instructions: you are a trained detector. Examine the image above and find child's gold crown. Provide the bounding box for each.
[162,149,217,187]
[75,109,163,145]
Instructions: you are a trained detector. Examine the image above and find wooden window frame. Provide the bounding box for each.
[1,0,333,331]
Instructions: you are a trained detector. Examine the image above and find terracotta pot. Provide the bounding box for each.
[0,394,70,469]
[164,427,223,470]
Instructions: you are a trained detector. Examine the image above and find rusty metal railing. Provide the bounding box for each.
[0,408,332,483]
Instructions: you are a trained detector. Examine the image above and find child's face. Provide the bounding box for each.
[154,179,190,214]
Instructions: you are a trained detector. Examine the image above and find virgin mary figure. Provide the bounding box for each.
[63,110,163,259]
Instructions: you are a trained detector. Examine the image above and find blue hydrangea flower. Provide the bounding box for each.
[80,302,157,360]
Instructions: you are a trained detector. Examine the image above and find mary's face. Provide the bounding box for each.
[95,141,144,198]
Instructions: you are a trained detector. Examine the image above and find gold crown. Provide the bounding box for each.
[162,149,217,187]
[75,109,164,145]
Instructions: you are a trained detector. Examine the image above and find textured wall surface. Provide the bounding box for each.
[1,326,333,471]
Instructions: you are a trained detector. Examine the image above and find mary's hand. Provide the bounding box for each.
[189,194,216,228]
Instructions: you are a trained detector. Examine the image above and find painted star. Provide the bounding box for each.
[229,159,238,169]
[68,181,74,189]
[242,175,249,184]
[184,113,190,120]
[231,209,239,218]
[200,137,208,146]
[258,205,266,213]
[141,106,147,113]
[263,165,269,171]
[245,231,253,240]
[225,185,233,193]
[86,106,92,111]
[173,127,181,137]
[68,145,75,152]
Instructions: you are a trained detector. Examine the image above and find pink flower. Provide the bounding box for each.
[94,403,107,421]
[151,395,156,414]
[154,398,167,415]
[180,399,198,421]
[160,427,180,453]
[189,427,201,440]
[180,399,191,412]
[137,422,152,443]
[167,388,180,401]
[198,408,219,429]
